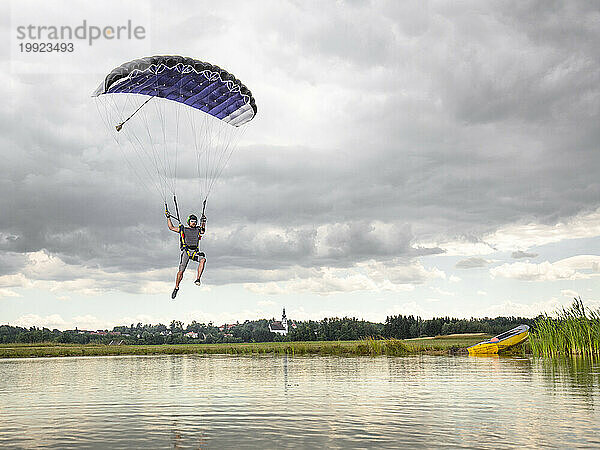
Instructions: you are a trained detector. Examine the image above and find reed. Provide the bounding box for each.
[530,297,600,358]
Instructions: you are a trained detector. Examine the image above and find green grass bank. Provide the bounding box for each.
[0,334,491,359]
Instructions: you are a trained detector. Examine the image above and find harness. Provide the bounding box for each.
[179,225,203,260]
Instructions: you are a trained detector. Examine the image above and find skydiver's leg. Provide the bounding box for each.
[197,258,206,279]
[172,271,183,299]
[173,252,190,298]
[175,270,184,288]
[195,255,206,286]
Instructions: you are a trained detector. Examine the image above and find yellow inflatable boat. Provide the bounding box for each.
[467,324,529,355]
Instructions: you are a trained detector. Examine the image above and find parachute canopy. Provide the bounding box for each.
[93,55,257,126]
[93,55,257,220]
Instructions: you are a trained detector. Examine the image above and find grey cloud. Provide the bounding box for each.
[0,252,28,277]
[512,250,538,259]
[0,1,599,289]
[455,257,489,269]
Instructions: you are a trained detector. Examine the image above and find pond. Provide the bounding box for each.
[1,354,599,448]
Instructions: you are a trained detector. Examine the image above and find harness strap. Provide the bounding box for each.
[183,247,204,260]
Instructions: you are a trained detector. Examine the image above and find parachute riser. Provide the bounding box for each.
[173,195,181,224]
[165,199,181,224]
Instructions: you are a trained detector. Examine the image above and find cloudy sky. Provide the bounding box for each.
[1,0,599,330]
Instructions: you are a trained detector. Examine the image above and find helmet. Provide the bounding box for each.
[187,214,198,225]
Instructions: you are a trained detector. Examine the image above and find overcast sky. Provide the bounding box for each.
[0,0,598,330]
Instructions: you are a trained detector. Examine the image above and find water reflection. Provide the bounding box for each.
[0,355,599,448]
[536,357,600,409]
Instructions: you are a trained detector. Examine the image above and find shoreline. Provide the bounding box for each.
[0,335,511,359]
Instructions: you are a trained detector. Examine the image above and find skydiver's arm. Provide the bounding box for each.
[200,215,206,235]
[167,216,179,232]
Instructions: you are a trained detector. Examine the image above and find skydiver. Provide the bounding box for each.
[166,211,207,299]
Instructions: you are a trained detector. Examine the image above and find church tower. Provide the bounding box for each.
[282,308,288,333]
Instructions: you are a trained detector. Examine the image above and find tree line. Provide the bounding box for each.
[382,315,537,339]
[0,314,536,345]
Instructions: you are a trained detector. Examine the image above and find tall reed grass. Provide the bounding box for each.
[530,297,600,358]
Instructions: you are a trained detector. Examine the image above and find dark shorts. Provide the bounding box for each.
[178,250,206,272]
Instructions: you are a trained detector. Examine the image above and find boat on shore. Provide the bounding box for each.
[467,324,530,355]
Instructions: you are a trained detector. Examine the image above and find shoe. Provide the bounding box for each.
[171,287,179,299]
[194,278,202,286]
